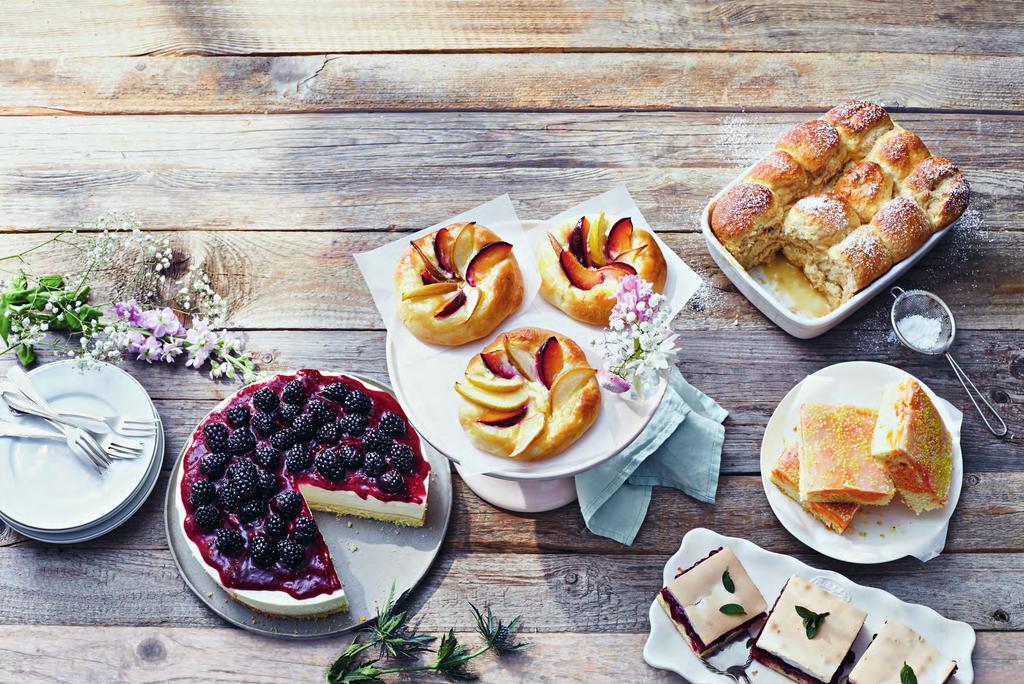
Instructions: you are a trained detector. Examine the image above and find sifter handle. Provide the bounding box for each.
[945,352,1008,436]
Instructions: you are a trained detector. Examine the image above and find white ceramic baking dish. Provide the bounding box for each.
[701,165,955,339]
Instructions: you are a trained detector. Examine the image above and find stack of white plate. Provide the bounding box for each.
[0,360,163,543]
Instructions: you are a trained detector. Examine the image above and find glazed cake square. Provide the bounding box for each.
[849,619,957,684]
[752,575,867,684]
[770,443,860,534]
[657,546,768,656]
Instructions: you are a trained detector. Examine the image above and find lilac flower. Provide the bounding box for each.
[112,299,143,324]
[135,335,163,363]
[185,318,217,368]
[597,370,631,394]
[125,330,146,354]
[161,339,183,363]
[139,307,184,337]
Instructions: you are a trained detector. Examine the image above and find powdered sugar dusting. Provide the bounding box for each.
[715,115,776,164]
[794,193,853,229]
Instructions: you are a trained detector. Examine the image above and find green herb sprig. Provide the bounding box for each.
[795,606,829,639]
[901,662,918,684]
[722,569,735,593]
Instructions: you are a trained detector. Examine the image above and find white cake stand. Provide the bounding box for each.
[385,332,666,513]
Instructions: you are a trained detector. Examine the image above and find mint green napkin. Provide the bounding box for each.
[575,367,728,545]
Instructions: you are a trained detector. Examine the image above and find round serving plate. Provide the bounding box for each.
[164,372,453,639]
[0,360,163,532]
[760,361,964,564]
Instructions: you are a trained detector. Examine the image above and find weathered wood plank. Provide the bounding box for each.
[4,471,1021,558]
[0,626,1017,683]
[0,230,1020,332]
[3,1,1023,57]
[0,112,1018,234]
[4,53,1024,114]
[0,546,1020,630]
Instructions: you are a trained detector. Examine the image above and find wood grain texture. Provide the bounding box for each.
[4,53,1024,114]
[0,112,1017,235]
[0,626,1019,683]
[3,1,1024,57]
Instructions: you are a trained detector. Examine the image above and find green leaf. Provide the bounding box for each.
[795,606,829,639]
[722,569,735,593]
[15,343,35,367]
[38,274,63,289]
[432,629,477,680]
[12,271,26,290]
[325,641,383,684]
[719,603,746,615]
[900,663,918,684]
[0,310,10,343]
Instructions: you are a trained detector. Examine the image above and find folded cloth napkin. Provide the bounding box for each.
[575,367,728,545]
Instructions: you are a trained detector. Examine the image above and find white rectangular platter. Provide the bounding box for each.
[644,528,975,683]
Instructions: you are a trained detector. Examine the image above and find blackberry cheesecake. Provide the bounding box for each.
[176,370,430,617]
[848,619,957,684]
[751,575,867,684]
[656,547,768,656]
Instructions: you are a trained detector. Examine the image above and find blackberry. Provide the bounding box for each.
[282,380,307,405]
[315,449,345,482]
[253,445,280,470]
[363,451,387,478]
[379,470,405,494]
[361,428,391,453]
[252,387,279,413]
[251,534,277,568]
[344,389,372,414]
[193,504,219,531]
[227,459,258,498]
[251,411,277,437]
[226,428,256,456]
[340,413,367,437]
[227,405,250,428]
[215,528,244,555]
[291,414,317,442]
[189,479,216,507]
[279,403,301,426]
[316,421,342,444]
[293,516,317,544]
[270,428,296,451]
[239,497,268,522]
[322,382,350,403]
[277,538,304,569]
[388,443,415,474]
[258,469,280,499]
[218,481,246,511]
[379,411,407,437]
[285,445,313,473]
[264,513,287,539]
[275,490,303,519]
[203,423,229,452]
[200,452,229,479]
[306,399,335,427]
[339,444,364,470]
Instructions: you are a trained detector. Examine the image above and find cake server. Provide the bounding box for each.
[890,287,1008,436]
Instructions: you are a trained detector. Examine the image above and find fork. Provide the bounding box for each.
[697,649,754,683]
[0,420,110,472]
[9,396,157,438]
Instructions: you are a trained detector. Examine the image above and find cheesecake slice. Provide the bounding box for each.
[656,547,768,656]
[871,379,953,514]
[751,575,867,684]
[849,619,957,684]
[799,404,894,505]
[770,443,860,534]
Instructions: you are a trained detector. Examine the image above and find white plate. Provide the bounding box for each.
[643,528,976,683]
[701,162,955,339]
[0,361,161,531]
[760,361,963,564]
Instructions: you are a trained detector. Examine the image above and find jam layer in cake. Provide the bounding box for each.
[179,370,430,612]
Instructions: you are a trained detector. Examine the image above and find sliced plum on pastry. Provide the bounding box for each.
[477,406,528,427]
[402,281,460,301]
[605,216,634,260]
[509,411,546,458]
[480,349,518,379]
[465,241,513,287]
[502,334,538,381]
[434,289,467,318]
[452,222,477,277]
[549,367,597,414]
[455,381,529,411]
[597,261,637,280]
[586,211,608,267]
[412,241,450,284]
[559,248,604,290]
[433,226,456,275]
[535,336,564,389]
[467,364,525,393]
[569,216,590,266]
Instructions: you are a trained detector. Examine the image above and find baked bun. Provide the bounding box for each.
[781,193,860,274]
[536,212,667,326]
[867,128,931,186]
[395,222,523,346]
[832,161,894,223]
[455,327,601,462]
[710,183,783,269]
[822,100,894,158]
[865,196,932,261]
[818,227,894,306]
[900,156,970,230]
[744,150,810,208]
[775,119,846,186]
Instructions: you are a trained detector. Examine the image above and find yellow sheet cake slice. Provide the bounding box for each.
[770,443,860,534]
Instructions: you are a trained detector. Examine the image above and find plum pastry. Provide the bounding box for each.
[656,546,768,656]
[177,370,430,618]
[395,222,524,346]
[536,211,667,325]
[848,619,957,684]
[751,575,867,684]
[711,100,969,309]
[455,327,601,461]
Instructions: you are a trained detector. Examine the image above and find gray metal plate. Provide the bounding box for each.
[163,374,453,639]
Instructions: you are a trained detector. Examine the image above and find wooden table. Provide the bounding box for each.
[0,3,1021,682]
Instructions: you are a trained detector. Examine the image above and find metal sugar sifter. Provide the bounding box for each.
[890,286,1008,436]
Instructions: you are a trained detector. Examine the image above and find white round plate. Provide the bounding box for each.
[760,361,963,564]
[0,361,161,531]
[643,528,975,683]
